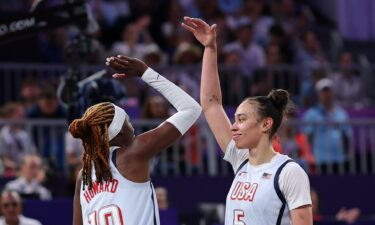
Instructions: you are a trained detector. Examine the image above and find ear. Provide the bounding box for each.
[261,117,273,133]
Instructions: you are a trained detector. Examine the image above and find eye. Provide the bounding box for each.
[237,118,245,123]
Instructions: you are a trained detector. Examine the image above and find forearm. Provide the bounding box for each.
[141,68,202,135]
[201,44,222,110]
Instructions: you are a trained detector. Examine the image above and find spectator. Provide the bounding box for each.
[5,155,52,200]
[302,78,352,174]
[27,85,66,120]
[300,68,326,108]
[331,52,367,108]
[110,16,153,59]
[27,85,66,169]
[155,187,169,210]
[295,31,327,80]
[142,44,168,67]
[0,190,42,225]
[279,112,314,173]
[64,132,83,168]
[161,1,185,54]
[223,23,266,76]
[141,95,170,120]
[240,0,275,47]
[140,95,175,174]
[221,49,245,105]
[20,79,41,111]
[311,188,361,224]
[0,102,36,177]
[64,131,83,196]
[250,43,299,97]
[170,42,201,100]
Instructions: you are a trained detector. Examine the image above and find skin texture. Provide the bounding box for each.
[73,56,183,225]
[182,16,312,225]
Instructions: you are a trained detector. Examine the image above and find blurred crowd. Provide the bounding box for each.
[0,1,373,224]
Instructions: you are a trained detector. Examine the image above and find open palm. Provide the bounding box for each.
[181,17,216,48]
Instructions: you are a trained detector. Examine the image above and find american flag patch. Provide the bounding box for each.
[261,172,272,179]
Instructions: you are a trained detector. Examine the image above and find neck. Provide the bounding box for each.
[22,176,34,183]
[5,218,19,225]
[322,103,334,111]
[248,136,276,165]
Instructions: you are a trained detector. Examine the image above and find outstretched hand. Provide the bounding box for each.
[181,16,217,48]
[106,56,148,79]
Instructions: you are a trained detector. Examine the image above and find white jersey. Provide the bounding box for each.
[80,147,160,225]
[224,140,311,225]
[0,215,42,225]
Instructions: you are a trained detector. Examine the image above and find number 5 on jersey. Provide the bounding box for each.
[234,209,246,225]
[88,205,124,225]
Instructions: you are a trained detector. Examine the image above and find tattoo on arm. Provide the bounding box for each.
[209,95,219,103]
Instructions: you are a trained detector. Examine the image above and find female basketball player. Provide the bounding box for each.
[182,17,312,225]
[71,56,201,225]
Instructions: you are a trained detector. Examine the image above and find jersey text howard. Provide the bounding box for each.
[83,179,119,203]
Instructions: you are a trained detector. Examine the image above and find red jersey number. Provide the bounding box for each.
[233,209,246,225]
[88,204,124,225]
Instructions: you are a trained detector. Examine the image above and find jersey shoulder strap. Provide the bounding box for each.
[235,159,249,175]
[273,159,293,225]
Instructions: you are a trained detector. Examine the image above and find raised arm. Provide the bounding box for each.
[107,56,201,157]
[182,17,232,152]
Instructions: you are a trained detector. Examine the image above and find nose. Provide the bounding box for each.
[231,121,238,132]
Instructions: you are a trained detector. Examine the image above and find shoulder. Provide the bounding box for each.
[280,161,308,178]
[278,161,310,191]
[335,107,349,117]
[303,107,321,119]
[20,215,42,225]
[250,43,264,52]
[5,178,23,189]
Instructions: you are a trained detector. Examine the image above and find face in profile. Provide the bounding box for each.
[232,101,264,149]
[110,116,135,147]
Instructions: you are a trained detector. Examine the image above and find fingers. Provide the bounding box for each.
[112,73,127,79]
[183,16,198,26]
[106,57,125,71]
[188,17,209,27]
[106,56,130,68]
[181,22,196,33]
[117,55,133,62]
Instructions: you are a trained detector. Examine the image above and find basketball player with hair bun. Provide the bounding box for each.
[182,17,312,225]
[70,56,201,225]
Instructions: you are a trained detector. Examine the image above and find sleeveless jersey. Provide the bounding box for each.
[80,147,160,225]
[223,140,309,225]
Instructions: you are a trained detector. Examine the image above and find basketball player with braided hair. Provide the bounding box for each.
[71,56,201,225]
[182,17,312,225]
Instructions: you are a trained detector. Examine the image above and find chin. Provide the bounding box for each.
[234,141,247,150]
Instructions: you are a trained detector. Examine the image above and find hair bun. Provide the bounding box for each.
[267,89,290,112]
[69,119,89,139]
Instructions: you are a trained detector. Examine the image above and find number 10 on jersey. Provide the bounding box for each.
[88,205,124,225]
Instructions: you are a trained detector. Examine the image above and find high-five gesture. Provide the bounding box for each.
[106,55,148,78]
[181,16,217,48]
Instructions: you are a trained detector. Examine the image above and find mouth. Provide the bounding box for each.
[232,134,241,141]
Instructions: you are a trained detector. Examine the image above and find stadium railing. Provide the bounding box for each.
[0,118,374,176]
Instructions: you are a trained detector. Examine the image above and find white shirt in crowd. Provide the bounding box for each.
[0,215,42,225]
